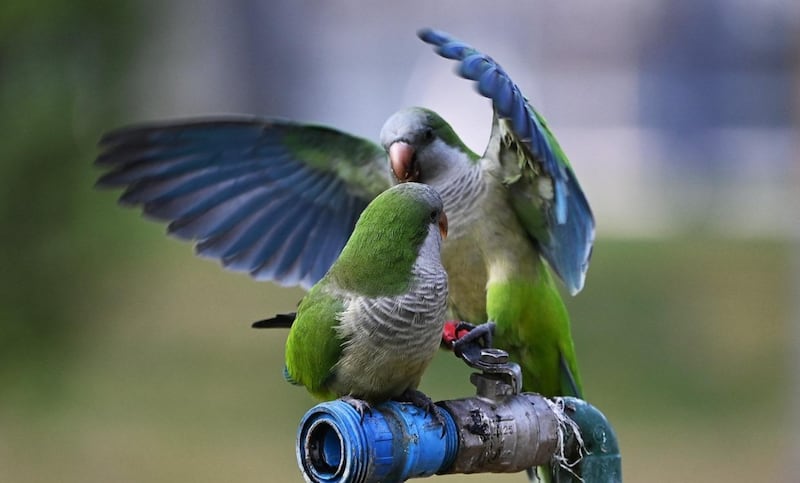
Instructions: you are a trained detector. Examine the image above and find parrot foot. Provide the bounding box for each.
[395,388,446,435]
[450,321,496,357]
[341,395,373,421]
[442,320,469,347]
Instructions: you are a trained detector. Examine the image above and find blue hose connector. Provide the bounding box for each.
[297,400,458,483]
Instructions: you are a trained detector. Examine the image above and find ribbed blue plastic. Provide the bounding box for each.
[296,400,457,483]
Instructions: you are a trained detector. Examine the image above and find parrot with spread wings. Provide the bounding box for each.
[96,28,594,481]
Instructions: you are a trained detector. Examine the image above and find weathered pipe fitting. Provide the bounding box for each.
[295,347,621,483]
[296,394,561,483]
[436,392,559,475]
[557,397,622,483]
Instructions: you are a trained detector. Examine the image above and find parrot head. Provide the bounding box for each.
[361,180,448,241]
[380,107,478,186]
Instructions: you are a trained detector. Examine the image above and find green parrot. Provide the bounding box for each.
[95,29,593,477]
[255,182,449,412]
[384,33,594,481]
[384,31,595,481]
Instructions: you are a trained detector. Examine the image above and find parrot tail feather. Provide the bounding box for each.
[525,466,541,482]
[252,313,296,329]
[282,366,300,386]
[559,353,583,399]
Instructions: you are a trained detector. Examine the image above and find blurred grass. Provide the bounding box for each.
[0,229,791,482]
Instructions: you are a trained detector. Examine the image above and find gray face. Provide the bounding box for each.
[380,108,456,185]
[379,108,435,151]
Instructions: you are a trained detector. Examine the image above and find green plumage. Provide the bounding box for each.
[328,187,433,297]
[283,182,448,403]
[284,284,344,400]
[282,123,390,198]
[487,273,582,398]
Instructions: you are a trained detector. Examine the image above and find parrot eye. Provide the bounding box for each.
[422,128,434,142]
[429,210,438,222]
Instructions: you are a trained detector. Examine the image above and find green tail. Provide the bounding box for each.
[486,267,582,483]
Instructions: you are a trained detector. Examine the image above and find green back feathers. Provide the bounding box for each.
[417,108,480,163]
[282,123,391,199]
[531,109,573,170]
[328,183,443,297]
[284,283,345,400]
[283,123,382,170]
[486,270,583,398]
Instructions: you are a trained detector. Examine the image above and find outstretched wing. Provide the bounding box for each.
[418,29,594,295]
[96,116,392,289]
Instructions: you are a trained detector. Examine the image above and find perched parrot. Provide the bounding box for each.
[253,182,449,412]
[381,30,594,401]
[389,31,594,483]
[95,28,593,478]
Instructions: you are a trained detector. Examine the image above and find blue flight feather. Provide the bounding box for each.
[419,28,594,294]
[96,117,386,290]
[418,29,561,186]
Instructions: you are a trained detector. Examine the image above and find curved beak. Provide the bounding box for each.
[439,211,448,240]
[389,141,418,182]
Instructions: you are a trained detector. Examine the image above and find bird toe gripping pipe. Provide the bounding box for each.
[295,347,621,483]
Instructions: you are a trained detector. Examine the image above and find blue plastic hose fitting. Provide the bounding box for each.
[296,400,457,483]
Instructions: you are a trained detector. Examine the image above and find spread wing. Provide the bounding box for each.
[96,116,392,289]
[419,29,595,294]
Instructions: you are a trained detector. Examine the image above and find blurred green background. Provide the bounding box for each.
[1,1,797,482]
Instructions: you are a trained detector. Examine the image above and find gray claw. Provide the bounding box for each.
[453,321,496,356]
[341,395,373,421]
[396,388,446,436]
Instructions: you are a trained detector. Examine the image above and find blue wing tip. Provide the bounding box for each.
[417,28,448,46]
[419,26,596,297]
[564,214,595,296]
[565,272,586,296]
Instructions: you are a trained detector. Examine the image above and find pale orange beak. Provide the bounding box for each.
[389,141,419,182]
[439,211,448,240]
